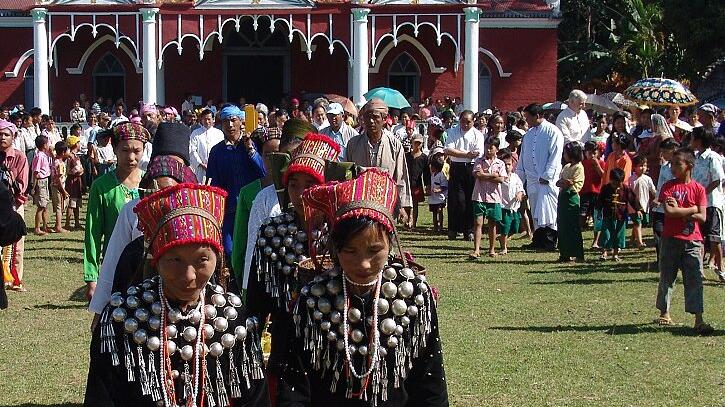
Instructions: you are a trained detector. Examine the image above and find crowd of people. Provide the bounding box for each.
[0,87,723,404]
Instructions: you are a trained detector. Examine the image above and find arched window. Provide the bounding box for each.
[388,53,420,102]
[24,63,34,108]
[478,62,492,110]
[93,53,125,102]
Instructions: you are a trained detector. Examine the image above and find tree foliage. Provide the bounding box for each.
[557,0,724,99]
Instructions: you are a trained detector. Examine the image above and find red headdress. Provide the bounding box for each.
[134,183,227,265]
[283,132,340,185]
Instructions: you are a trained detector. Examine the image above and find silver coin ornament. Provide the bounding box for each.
[285,253,297,265]
[277,224,288,236]
[296,231,307,242]
[188,309,202,324]
[223,306,238,321]
[297,254,307,263]
[415,294,425,306]
[234,325,247,341]
[182,326,197,342]
[377,298,390,315]
[347,308,362,324]
[335,295,345,311]
[133,329,148,345]
[351,329,364,343]
[211,294,226,307]
[336,339,345,351]
[209,342,223,358]
[124,318,139,333]
[142,290,155,303]
[318,298,332,314]
[263,246,273,256]
[110,295,124,307]
[228,294,242,307]
[257,237,267,247]
[398,281,415,298]
[213,317,228,332]
[151,301,162,315]
[327,331,337,341]
[134,308,150,322]
[288,224,298,235]
[221,333,236,348]
[383,267,397,280]
[380,318,396,335]
[379,347,388,357]
[271,236,281,248]
[407,305,419,317]
[203,324,214,339]
[418,282,429,293]
[278,246,287,257]
[366,316,374,326]
[180,345,194,361]
[401,316,411,327]
[168,308,182,324]
[148,315,161,331]
[283,236,294,248]
[313,310,323,320]
[166,324,178,339]
[264,226,276,238]
[126,296,139,309]
[382,282,398,298]
[320,321,331,331]
[347,345,357,355]
[330,310,342,324]
[167,340,177,355]
[400,267,415,280]
[204,304,217,319]
[282,265,292,275]
[392,299,407,316]
[387,336,399,348]
[294,243,305,255]
[285,213,295,222]
[306,297,316,309]
[127,286,139,296]
[394,325,404,336]
[147,336,160,352]
[112,307,127,322]
[358,345,368,356]
[269,252,278,261]
[171,370,180,379]
[311,283,325,297]
[326,279,342,295]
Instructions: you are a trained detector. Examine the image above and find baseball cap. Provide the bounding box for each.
[326,103,344,115]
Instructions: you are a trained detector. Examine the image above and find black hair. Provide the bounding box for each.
[673,147,696,166]
[523,103,543,117]
[54,141,68,155]
[610,168,625,183]
[497,148,512,161]
[632,154,647,166]
[20,113,30,122]
[485,135,500,148]
[441,110,455,121]
[504,130,522,144]
[35,135,48,149]
[429,157,444,172]
[29,107,42,116]
[691,127,715,149]
[659,138,680,151]
[329,216,392,263]
[583,140,598,153]
[70,123,82,134]
[459,110,474,119]
[200,108,213,118]
[612,134,629,147]
[564,142,583,164]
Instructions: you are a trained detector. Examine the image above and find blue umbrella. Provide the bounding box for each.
[363,87,411,109]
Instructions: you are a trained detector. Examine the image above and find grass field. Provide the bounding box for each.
[0,207,723,406]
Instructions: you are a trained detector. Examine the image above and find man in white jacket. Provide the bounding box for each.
[189,108,225,183]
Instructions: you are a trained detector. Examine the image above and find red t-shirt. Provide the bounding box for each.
[581,158,606,194]
[659,179,707,241]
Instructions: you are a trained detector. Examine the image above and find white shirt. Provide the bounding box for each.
[313,120,329,132]
[96,143,116,164]
[189,125,225,183]
[70,107,86,123]
[110,114,128,127]
[242,185,282,290]
[88,198,143,314]
[84,125,101,145]
[582,129,609,145]
[19,127,35,151]
[493,130,509,149]
[182,100,195,113]
[693,148,725,208]
[501,172,525,211]
[628,173,656,214]
[555,107,590,144]
[444,125,485,163]
[139,142,152,171]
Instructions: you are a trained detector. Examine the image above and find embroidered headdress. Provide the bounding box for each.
[283,133,340,185]
[112,122,149,145]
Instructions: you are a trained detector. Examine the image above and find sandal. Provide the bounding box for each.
[488,252,497,258]
[693,323,714,335]
[467,253,480,260]
[655,316,674,326]
[499,250,508,256]
[613,255,622,262]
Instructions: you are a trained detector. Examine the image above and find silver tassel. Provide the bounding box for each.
[101,307,120,366]
[204,370,217,407]
[228,349,242,397]
[183,362,193,402]
[215,359,229,407]
[329,351,341,394]
[123,335,135,382]
[136,346,151,396]
[345,365,353,399]
[147,352,162,402]
[381,355,389,402]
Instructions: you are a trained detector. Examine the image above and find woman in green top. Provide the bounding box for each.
[83,122,147,301]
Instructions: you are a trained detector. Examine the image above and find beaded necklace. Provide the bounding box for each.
[342,272,383,380]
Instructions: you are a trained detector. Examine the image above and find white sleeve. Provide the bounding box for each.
[88,203,136,314]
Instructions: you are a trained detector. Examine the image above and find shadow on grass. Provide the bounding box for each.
[25,236,84,243]
[24,256,83,264]
[531,277,660,285]
[528,262,654,274]
[1,404,83,407]
[69,285,87,302]
[33,303,87,310]
[490,323,725,337]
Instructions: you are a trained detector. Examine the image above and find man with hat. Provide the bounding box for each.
[346,98,412,220]
[206,104,266,258]
[190,108,225,183]
[320,102,358,158]
[697,103,721,134]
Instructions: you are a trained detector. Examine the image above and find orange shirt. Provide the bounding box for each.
[602,152,632,187]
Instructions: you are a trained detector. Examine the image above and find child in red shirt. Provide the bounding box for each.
[656,147,713,334]
[581,141,606,245]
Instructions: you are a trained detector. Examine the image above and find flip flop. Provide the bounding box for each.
[468,253,480,260]
[655,316,674,326]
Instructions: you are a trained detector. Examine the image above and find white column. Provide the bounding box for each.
[463,7,481,112]
[32,8,49,114]
[156,65,165,106]
[351,8,370,106]
[141,8,159,104]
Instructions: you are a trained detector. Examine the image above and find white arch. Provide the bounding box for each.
[370,34,446,74]
[66,34,142,74]
[478,47,512,78]
[4,49,34,78]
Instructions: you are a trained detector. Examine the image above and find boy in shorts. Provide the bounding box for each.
[30,135,51,235]
[50,140,69,233]
[428,155,448,233]
[470,135,506,259]
[497,149,524,254]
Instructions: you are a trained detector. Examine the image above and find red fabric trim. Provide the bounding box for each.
[302,132,341,154]
[134,182,228,215]
[150,237,223,266]
[283,163,324,186]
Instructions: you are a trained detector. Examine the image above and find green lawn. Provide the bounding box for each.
[0,208,723,406]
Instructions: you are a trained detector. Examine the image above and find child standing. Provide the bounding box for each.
[597,168,642,261]
[50,141,69,233]
[93,130,116,177]
[581,141,606,234]
[504,130,522,170]
[629,155,657,248]
[30,135,52,235]
[602,134,632,186]
[429,155,448,233]
[656,148,713,334]
[405,134,429,229]
[497,149,524,254]
[652,139,680,265]
[65,135,85,230]
[556,142,585,262]
[470,135,506,259]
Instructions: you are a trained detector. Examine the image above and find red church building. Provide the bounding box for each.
[0,0,560,118]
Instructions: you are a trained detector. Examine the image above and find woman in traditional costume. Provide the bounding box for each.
[85,183,269,406]
[278,169,448,406]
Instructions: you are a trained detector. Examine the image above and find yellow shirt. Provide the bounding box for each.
[560,162,585,193]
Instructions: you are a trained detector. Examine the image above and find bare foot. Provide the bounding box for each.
[499,249,508,255]
[54,228,70,233]
[34,229,47,236]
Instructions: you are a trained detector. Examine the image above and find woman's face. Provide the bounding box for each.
[491,116,505,133]
[157,244,218,304]
[114,139,145,171]
[614,117,626,132]
[287,172,318,215]
[337,224,391,285]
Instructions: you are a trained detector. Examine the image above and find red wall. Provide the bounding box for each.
[0,28,34,107]
[163,37,224,107]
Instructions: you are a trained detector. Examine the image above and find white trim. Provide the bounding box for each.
[478,18,560,29]
[4,49,34,78]
[478,47,511,78]
[0,17,33,28]
[66,34,142,74]
[370,34,445,74]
